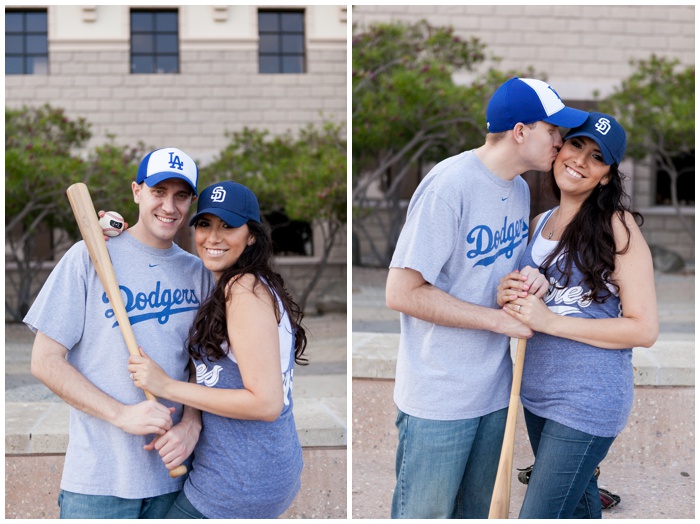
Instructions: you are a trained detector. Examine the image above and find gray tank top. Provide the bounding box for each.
[183,293,302,518]
[519,209,634,438]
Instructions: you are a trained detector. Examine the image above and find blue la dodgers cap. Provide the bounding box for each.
[136,147,199,196]
[486,77,588,133]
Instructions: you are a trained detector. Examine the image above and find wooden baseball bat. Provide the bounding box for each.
[488,338,528,519]
[66,182,187,479]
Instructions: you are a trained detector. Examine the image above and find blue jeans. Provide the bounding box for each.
[58,489,179,519]
[519,409,616,519]
[165,490,207,519]
[391,407,507,519]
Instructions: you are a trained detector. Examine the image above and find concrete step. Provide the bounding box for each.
[353,332,694,386]
[5,370,347,455]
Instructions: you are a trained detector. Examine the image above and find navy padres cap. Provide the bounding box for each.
[136,147,199,196]
[564,112,627,166]
[189,181,261,228]
[486,77,588,133]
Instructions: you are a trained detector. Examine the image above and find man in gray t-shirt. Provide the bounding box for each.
[385,78,587,518]
[24,148,213,519]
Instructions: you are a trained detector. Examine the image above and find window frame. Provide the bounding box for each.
[129,8,180,75]
[5,8,49,75]
[258,9,306,74]
[654,151,695,207]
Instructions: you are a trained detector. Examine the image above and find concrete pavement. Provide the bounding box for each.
[5,312,348,519]
[351,267,695,519]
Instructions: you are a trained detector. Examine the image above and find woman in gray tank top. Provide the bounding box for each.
[129,181,308,518]
[497,113,658,518]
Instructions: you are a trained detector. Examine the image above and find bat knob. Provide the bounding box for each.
[169,465,188,478]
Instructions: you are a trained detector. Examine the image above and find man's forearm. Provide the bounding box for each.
[392,280,501,331]
[178,361,202,433]
[386,267,532,339]
[31,331,175,436]
[33,351,125,423]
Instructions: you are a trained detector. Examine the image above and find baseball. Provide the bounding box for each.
[99,211,125,237]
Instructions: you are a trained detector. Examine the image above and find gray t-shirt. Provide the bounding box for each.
[390,150,530,420]
[24,231,213,499]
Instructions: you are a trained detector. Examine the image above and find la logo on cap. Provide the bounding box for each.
[520,78,565,116]
[167,151,185,170]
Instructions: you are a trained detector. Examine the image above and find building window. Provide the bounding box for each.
[266,212,313,256]
[130,9,179,74]
[5,9,48,75]
[655,151,695,206]
[258,10,305,74]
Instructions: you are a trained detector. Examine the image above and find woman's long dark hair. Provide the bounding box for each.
[541,163,644,302]
[187,220,308,365]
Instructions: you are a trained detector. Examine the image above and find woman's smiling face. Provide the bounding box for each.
[194,214,254,280]
[553,135,612,198]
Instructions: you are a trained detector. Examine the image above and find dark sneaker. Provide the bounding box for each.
[516,465,618,509]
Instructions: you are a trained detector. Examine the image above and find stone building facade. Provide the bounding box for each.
[7,5,347,159]
[353,5,695,264]
[6,5,348,315]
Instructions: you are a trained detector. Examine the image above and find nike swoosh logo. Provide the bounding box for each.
[502,197,508,201]
[149,264,158,268]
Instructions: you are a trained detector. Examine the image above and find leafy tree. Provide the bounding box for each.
[598,55,694,240]
[201,122,347,311]
[84,138,148,228]
[352,19,538,265]
[6,104,145,320]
